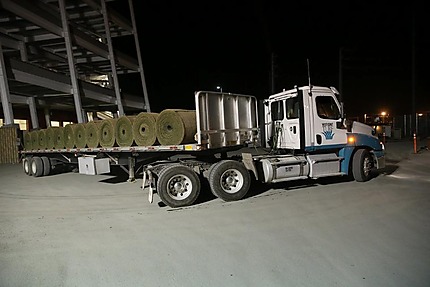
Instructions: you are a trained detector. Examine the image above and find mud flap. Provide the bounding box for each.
[142,170,154,204]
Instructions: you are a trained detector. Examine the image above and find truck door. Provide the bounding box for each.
[270,95,303,150]
[312,93,344,148]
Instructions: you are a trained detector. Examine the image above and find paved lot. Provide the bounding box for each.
[0,140,429,287]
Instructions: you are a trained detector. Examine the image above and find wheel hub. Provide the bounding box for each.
[220,169,243,194]
[225,176,236,186]
[363,157,372,176]
[173,181,184,192]
[167,175,192,199]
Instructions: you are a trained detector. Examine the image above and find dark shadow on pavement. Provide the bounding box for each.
[99,166,129,184]
[380,164,399,175]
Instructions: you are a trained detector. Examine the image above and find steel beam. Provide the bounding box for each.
[59,0,84,123]
[101,0,124,116]
[27,96,39,129]
[44,107,51,127]
[0,42,14,125]
[0,0,138,70]
[128,0,151,112]
[8,59,144,109]
[81,0,133,32]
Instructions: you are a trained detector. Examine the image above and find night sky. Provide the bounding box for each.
[115,1,429,118]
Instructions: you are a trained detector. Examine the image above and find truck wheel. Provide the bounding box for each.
[352,149,374,182]
[157,165,201,208]
[41,156,51,176]
[208,160,251,201]
[23,157,32,176]
[31,156,44,177]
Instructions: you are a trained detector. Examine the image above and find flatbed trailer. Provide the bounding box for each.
[20,143,247,181]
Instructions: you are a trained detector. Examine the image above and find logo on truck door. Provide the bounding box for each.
[321,123,334,140]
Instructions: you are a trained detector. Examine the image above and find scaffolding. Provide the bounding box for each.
[0,0,150,129]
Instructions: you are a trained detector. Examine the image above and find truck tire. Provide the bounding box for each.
[31,156,44,177]
[208,160,251,201]
[23,157,32,176]
[41,156,51,176]
[352,149,374,182]
[157,165,201,208]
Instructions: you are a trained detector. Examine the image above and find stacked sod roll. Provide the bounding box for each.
[45,127,58,149]
[132,112,158,146]
[23,131,32,150]
[99,118,117,147]
[22,109,198,150]
[156,109,196,145]
[85,121,100,148]
[63,124,75,149]
[73,123,86,148]
[115,116,135,147]
[53,127,65,149]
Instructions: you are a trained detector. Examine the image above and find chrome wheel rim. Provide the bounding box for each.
[166,174,192,200]
[220,168,244,194]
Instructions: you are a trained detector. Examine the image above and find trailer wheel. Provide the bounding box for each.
[157,165,201,208]
[41,156,51,176]
[352,149,374,182]
[31,156,44,177]
[23,157,32,176]
[208,160,251,201]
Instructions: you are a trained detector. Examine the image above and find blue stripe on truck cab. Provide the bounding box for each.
[340,133,384,174]
[306,133,384,175]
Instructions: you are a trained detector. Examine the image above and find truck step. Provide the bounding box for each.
[307,153,343,178]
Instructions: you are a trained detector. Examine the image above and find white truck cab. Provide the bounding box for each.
[255,85,385,183]
[265,85,348,150]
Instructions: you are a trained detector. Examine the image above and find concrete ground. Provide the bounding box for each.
[0,139,429,287]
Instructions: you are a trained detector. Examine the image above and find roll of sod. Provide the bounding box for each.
[156,109,197,145]
[115,116,136,147]
[45,127,58,149]
[30,131,38,150]
[23,131,32,150]
[85,121,100,148]
[64,124,75,149]
[37,129,47,150]
[73,123,87,148]
[99,119,117,147]
[132,112,158,146]
[53,127,65,149]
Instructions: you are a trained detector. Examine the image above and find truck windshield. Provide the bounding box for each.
[271,101,284,121]
[316,96,341,120]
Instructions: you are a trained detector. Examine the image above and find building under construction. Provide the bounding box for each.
[0,0,150,163]
[0,0,150,129]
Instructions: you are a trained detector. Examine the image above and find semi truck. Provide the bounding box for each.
[20,85,385,208]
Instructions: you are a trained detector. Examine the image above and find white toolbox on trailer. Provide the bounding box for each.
[78,156,110,175]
